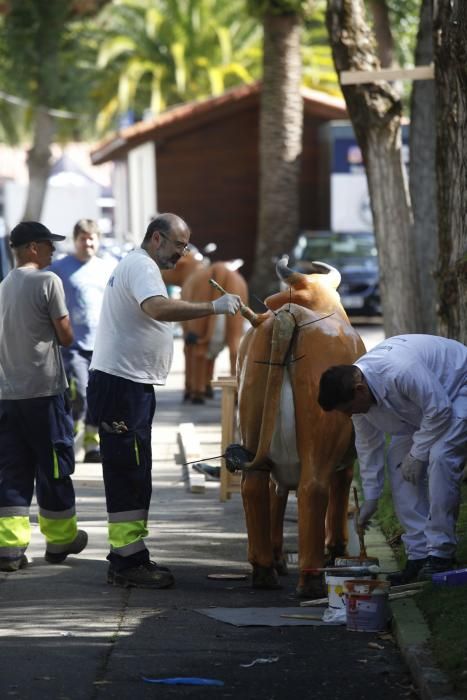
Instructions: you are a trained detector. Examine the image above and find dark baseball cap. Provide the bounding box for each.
[10,221,66,248]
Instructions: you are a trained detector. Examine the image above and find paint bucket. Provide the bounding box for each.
[325,570,372,611]
[335,556,379,569]
[344,579,390,632]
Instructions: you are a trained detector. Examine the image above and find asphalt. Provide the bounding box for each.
[0,340,460,700]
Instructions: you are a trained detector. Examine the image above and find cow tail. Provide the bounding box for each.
[245,309,296,470]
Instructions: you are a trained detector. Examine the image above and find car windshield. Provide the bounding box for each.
[298,234,377,263]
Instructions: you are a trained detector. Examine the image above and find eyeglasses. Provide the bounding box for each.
[159,231,189,255]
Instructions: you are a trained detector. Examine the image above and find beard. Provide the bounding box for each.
[157,252,182,270]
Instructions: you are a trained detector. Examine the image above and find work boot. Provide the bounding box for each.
[107,561,175,589]
[387,558,427,586]
[45,529,88,564]
[0,554,28,572]
[417,556,457,581]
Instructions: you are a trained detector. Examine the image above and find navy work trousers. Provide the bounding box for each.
[87,370,156,571]
[0,395,76,513]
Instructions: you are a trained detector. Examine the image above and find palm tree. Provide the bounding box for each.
[248,0,308,302]
[94,0,262,132]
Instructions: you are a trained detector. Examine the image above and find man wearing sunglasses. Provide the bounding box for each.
[87,213,242,590]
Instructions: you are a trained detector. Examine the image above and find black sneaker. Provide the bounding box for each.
[107,561,175,589]
[45,529,88,564]
[0,554,28,572]
[417,556,457,581]
[83,449,101,463]
[387,558,427,586]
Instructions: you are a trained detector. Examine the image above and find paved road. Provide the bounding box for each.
[0,329,421,700]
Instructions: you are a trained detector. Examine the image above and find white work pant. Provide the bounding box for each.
[387,416,466,560]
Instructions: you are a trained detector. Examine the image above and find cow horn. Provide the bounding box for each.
[275,255,307,283]
[276,256,341,289]
[311,260,341,289]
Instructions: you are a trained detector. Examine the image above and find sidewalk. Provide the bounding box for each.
[0,340,458,700]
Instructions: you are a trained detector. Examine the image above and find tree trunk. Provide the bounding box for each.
[369,0,394,68]
[409,0,438,333]
[250,12,303,303]
[23,109,56,221]
[433,1,467,343]
[326,0,422,337]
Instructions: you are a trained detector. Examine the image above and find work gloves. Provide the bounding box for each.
[357,498,378,530]
[212,293,242,315]
[400,453,426,485]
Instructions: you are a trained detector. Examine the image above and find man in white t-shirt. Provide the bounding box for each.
[87,213,242,589]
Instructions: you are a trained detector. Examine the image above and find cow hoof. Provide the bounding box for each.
[183,392,191,402]
[204,386,214,399]
[296,573,326,599]
[273,558,289,576]
[191,396,205,405]
[252,565,282,590]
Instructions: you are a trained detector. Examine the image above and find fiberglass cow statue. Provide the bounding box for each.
[163,251,248,403]
[236,255,366,598]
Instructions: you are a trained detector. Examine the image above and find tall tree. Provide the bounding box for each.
[94,0,261,131]
[326,0,422,336]
[409,0,438,333]
[248,0,306,302]
[433,0,467,343]
[0,0,109,221]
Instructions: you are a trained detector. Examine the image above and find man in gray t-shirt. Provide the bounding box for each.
[0,221,88,572]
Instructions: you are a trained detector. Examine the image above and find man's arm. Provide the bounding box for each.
[52,315,74,347]
[141,294,239,321]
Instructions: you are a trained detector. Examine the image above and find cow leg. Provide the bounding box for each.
[204,359,214,398]
[191,346,207,404]
[325,463,353,562]
[183,343,193,401]
[242,471,281,589]
[296,478,328,599]
[269,481,289,575]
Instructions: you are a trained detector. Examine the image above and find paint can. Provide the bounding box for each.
[344,579,390,632]
[325,570,372,611]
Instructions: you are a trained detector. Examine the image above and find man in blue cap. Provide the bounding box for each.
[0,221,88,572]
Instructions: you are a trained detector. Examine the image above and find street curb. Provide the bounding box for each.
[366,525,460,700]
[391,599,459,700]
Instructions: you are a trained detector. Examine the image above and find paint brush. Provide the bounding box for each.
[353,486,368,558]
[208,278,259,325]
[302,564,381,575]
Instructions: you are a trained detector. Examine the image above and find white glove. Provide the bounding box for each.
[212,294,242,315]
[400,453,425,485]
[357,498,378,530]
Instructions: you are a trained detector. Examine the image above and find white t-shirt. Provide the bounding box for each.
[90,248,174,384]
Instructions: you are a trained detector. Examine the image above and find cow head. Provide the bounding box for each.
[262,255,343,314]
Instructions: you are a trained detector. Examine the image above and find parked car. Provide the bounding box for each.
[289,230,381,317]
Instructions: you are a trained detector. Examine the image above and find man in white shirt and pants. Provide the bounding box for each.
[318,335,467,583]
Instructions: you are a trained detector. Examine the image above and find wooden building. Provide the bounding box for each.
[91,83,347,278]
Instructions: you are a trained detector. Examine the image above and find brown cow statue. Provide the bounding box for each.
[236,255,366,598]
[163,251,248,403]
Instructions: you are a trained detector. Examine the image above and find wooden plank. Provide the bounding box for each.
[211,376,241,501]
[340,64,434,86]
[178,422,205,494]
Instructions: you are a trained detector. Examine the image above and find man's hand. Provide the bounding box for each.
[401,453,425,485]
[212,294,242,315]
[357,498,378,530]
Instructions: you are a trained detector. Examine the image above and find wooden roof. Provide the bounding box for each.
[91,82,347,165]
